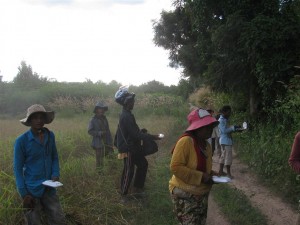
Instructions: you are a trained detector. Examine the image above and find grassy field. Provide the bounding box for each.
[0,109,272,225]
[0,112,181,225]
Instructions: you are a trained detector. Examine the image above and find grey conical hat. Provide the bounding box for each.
[20,104,55,126]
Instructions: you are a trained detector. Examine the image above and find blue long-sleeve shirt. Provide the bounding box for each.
[13,128,60,198]
[218,115,235,146]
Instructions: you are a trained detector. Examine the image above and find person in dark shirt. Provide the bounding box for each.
[88,102,113,171]
[114,86,161,203]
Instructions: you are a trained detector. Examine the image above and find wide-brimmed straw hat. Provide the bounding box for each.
[20,104,55,126]
[186,108,219,131]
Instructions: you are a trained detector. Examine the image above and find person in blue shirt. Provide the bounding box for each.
[218,105,241,179]
[14,104,66,225]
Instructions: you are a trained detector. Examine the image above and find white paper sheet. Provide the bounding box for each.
[212,176,231,183]
[42,180,63,188]
[159,133,164,138]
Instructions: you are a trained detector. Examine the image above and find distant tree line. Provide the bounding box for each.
[0,61,185,116]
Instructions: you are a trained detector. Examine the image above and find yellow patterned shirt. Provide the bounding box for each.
[169,136,213,196]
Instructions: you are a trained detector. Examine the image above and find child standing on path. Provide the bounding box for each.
[218,105,241,179]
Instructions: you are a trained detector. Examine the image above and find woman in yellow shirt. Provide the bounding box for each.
[169,108,219,225]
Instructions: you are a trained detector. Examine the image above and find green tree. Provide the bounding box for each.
[13,61,49,89]
[152,6,200,77]
[132,80,171,94]
[153,0,300,116]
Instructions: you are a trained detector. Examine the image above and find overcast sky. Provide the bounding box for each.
[0,0,182,86]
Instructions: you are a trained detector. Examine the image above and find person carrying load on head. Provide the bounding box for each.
[114,86,162,203]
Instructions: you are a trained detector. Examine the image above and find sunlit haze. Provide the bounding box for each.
[0,0,182,86]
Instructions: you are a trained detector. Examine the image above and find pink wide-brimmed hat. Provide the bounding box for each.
[186,108,219,131]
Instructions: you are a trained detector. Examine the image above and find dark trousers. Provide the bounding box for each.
[25,191,66,225]
[95,148,104,169]
[120,151,148,195]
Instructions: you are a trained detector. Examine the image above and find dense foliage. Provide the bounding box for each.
[152,0,300,210]
[153,0,300,116]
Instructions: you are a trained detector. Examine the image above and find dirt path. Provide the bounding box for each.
[209,153,298,225]
[207,194,230,225]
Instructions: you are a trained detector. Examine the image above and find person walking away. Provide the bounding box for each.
[14,104,66,225]
[169,108,219,225]
[88,102,113,171]
[114,86,161,203]
[288,131,300,225]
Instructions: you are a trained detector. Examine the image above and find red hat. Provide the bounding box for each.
[186,108,219,131]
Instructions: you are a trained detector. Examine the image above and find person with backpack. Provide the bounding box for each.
[114,86,161,203]
[169,108,219,224]
[13,104,66,225]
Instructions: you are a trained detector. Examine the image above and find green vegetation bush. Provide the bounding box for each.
[233,75,300,207]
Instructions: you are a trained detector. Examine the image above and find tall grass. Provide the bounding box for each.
[234,122,299,208]
[4,93,291,224]
[0,101,185,225]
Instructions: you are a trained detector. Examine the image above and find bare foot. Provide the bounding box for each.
[218,171,227,176]
[227,174,234,179]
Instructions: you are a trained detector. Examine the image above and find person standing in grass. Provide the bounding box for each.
[169,108,219,225]
[13,104,66,225]
[114,86,161,203]
[288,131,300,225]
[218,105,241,179]
[88,102,113,171]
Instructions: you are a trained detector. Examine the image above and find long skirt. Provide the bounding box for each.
[171,187,209,225]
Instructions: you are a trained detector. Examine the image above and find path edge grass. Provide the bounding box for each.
[211,184,268,225]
